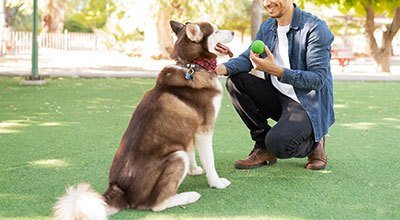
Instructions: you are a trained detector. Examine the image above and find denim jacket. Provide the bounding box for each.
[224,5,335,141]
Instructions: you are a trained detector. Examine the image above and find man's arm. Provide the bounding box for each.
[249,45,283,78]
[279,20,334,90]
[216,23,266,76]
[216,47,254,76]
[215,64,228,76]
[249,19,334,91]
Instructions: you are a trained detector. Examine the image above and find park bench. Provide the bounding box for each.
[331,46,354,72]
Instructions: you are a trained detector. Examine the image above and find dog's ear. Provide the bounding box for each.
[170,20,184,36]
[186,23,204,43]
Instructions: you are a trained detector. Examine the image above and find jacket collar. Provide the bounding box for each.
[290,4,301,30]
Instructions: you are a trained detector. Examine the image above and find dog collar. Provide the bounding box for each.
[185,64,196,80]
[177,58,217,81]
[192,58,217,72]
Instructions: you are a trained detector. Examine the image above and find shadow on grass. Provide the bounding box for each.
[0,119,81,134]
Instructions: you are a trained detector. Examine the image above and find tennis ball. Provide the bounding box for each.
[251,40,265,54]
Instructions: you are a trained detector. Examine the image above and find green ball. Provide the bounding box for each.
[251,40,265,54]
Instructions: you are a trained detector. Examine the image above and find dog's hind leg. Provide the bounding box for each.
[103,183,128,215]
[188,149,204,176]
[152,191,201,212]
[151,151,201,211]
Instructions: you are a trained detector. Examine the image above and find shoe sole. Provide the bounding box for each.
[305,164,327,170]
[235,160,277,170]
[305,159,328,170]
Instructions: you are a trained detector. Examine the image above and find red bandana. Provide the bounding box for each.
[192,58,217,72]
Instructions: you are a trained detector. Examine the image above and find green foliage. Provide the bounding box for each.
[325,17,363,36]
[64,0,115,33]
[158,0,253,34]
[4,0,113,33]
[4,1,33,31]
[159,0,217,22]
[303,0,400,37]
[215,0,253,36]
[113,26,144,42]
[64,18,92,33]
[6,12,33,31]
[101,1,145,45]
[310,0,400,17]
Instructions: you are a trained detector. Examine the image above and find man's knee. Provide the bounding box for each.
[225,73,248,95]
[265,130,296,159]
[225,77,235,95]
[266,129,314,159]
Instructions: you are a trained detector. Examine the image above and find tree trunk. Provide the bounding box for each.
[0,0,4,29]
[0,0,4,55]
[3,1,18,28]
[251,0,263,40]
[375,39,392,73]
[363,4,400,73]
[143,0,174,59]
[42,0,65,33]
[155,8,174,59]
[0,0,4,28]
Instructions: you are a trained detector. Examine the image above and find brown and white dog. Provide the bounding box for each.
[53,20,234,219]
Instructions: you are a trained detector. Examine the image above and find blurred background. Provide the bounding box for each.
[0,0,400,74]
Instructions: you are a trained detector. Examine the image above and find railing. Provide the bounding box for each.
[0,31,105,55]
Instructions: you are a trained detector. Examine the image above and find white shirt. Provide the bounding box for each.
[271,25,300,103]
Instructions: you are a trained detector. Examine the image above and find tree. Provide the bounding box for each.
[216,0,252,43]
[42,0,65,33]
[3,0,32,31]
[310,0,400,73]
[104,0,254,58]
[149,0,254,58]
[0,0,4,28]
[143,0,176,59]
[251,0,263,40]
[0,0,4,55]
[363,3,400,72]
[148,0,221,59]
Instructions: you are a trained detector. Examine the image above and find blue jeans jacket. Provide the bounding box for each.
[224,5,335,142]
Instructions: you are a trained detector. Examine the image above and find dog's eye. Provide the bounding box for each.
[215,30,220,33]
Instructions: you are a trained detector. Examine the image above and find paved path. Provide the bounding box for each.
[1,49,400,81]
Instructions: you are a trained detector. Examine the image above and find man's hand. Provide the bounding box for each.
[250,45,284,78]
[215,64,228,76]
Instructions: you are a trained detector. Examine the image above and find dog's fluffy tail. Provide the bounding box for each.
[53,183,112,220]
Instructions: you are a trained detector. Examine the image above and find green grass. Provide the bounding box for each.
[0,77,399,220]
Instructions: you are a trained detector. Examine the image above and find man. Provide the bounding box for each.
[215,0,334,170]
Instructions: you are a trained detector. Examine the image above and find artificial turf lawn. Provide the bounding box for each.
[0,77,399,220]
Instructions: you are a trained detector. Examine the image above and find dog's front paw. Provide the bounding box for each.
[209,178,231,189]
[189,166,204,176]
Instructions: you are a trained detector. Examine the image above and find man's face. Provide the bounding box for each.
[261,0,292,19]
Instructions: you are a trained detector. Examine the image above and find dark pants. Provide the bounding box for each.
[226,72,317,159]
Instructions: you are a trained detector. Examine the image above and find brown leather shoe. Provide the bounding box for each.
[305,137,327,170]
[235,148,277,169]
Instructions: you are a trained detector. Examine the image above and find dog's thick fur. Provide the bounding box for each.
[53,20,234,219]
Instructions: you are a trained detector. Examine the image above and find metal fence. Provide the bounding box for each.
[0,31,105,55]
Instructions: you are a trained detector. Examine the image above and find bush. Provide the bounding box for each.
[64,18,93,33]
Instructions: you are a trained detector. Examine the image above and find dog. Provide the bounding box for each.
[53,20,234,219]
